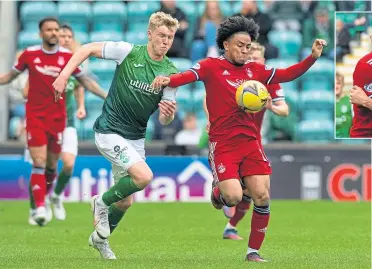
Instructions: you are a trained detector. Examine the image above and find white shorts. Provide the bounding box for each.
[24,127,78,164]
[95,132,145,183]
[62,127,78,156]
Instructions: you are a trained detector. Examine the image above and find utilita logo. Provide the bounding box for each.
[327,164,371,201]
[63,161,213,202]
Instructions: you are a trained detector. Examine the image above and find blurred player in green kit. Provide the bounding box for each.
[53,12,179,259]
[335,72,352,138]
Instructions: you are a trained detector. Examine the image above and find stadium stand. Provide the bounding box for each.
[8,1,371,144]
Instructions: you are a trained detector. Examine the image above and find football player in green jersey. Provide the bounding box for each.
[335,72,352,138]
[53,12,180,259]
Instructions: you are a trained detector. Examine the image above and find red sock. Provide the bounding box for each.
[45,168,57,195]
[229,199,251,227]
[248,205,270,250]
[213,186,221,200]
[30,167,46,207]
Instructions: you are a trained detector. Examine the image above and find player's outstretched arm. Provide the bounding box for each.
[270,39,327,84]
[74,84,86,119]
[350,85,372,110]
[151,71,197,89]
[76,75,107,99]
[0,70,20,85]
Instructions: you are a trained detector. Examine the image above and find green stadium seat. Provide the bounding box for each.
[74,31,89,45]
[58,2,91,32]
[127,1,160,31]
[266,59,300,89]
[176,87,193,119]
[20,2,57,31]
[89,31,124,43]
[125,31,148,45]
[339,139,370,145]
[268,31,302,58]
[198,1,234,17]
[193,87,206,114]
[85,92,105,107]
[18,31,40,49]
[88,59,117,81]
[168,58,192,72]
[92,2,126,32]
[270,112,298,139]
[301,58,333,91]
[282,89,299,112]
[296,119,333,142]
[299,90,333,111]
[302,110,333,121]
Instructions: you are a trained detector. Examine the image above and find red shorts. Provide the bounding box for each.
[25,116,65,153]
[208,139,271,181]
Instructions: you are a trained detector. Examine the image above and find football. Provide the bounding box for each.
[235,80,269,113]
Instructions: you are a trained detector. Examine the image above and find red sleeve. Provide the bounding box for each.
[168,58,213,88]
[257,55,316,84]
[267,83,285,102]
[13,50,28,73]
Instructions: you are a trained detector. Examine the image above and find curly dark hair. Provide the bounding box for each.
[216,16,260,50]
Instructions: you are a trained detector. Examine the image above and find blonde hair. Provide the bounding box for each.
[148,12,180,31]
[250,42,265,57]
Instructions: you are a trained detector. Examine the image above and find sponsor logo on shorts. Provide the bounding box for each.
[217,163,226,174]
[114,145,120,152]
[119,151,130,163]
[114,146,128,160]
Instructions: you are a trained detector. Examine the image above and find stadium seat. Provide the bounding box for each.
[176,1,198,48]
[20,2,57,31]
[295,119,333,142]
[302,110,333,121]
[58,2,91,32]
[299,90,333,111]
[125,31,148,45]
[270,112,298,139]
[88,59,117,82]
[92,2,126,32]
[18,31,40,49]
[176,87,193,119]
[301,58,334,91]
[8,117,22,139]
[169,58,192,72]
[268,31,302,58]
[266,59,300,89]
[74,31,89,45]
[145,118,154,141]
[89,31,124,43]
[282,89,299,112]
[127,1,160,31]
[193,87,206,114]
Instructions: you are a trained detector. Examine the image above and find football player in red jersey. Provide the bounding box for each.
[0,17,106,226]
[349,45,372,137]
[152,16,326,262]
[222,42,289,240]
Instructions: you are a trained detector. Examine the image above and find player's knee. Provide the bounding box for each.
[62,160,75,174]
[132,170,153,189]
[33,157,46,167]
[253,191,270,206]
[222,192,242,207]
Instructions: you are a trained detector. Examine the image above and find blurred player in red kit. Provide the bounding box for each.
[349,38,372,137]
[0,17,106,226]
[152,16,326,262]
[222,42,289,240]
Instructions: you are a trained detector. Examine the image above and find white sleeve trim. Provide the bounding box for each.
[266,68,276,85]
[102,41,133,65]
[188,68,199,80]
[272,97,285,102]
[162,87,177,101]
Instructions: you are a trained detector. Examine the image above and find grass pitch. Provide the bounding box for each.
[0,201,370,269]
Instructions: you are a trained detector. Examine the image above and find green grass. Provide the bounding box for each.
[0,201,370,269]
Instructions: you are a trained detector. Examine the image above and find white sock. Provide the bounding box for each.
[225,222,236,230]
[247,248,258,254]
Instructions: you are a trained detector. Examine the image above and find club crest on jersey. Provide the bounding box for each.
[217,163,226,174]
[58,56,65,66]
[192,63,200,70]
[264,65,272,71]
[364,83,372,92]
[246,68,253,78]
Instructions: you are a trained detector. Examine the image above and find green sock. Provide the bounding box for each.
[29,183,36,210]
[54,171,72,196]
[109,204,126,234]
[102,176,141,206]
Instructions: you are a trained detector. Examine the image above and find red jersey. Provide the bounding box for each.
[13,45,83,119]
[190,56,278,142]
[350,52,372,137]
[254,83,285,131]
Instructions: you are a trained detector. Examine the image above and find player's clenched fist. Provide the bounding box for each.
[53,75,68,102]
[311,39,327,59]
[151,76,170,89]
[158,100,176,117]
[350,85,367,106]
